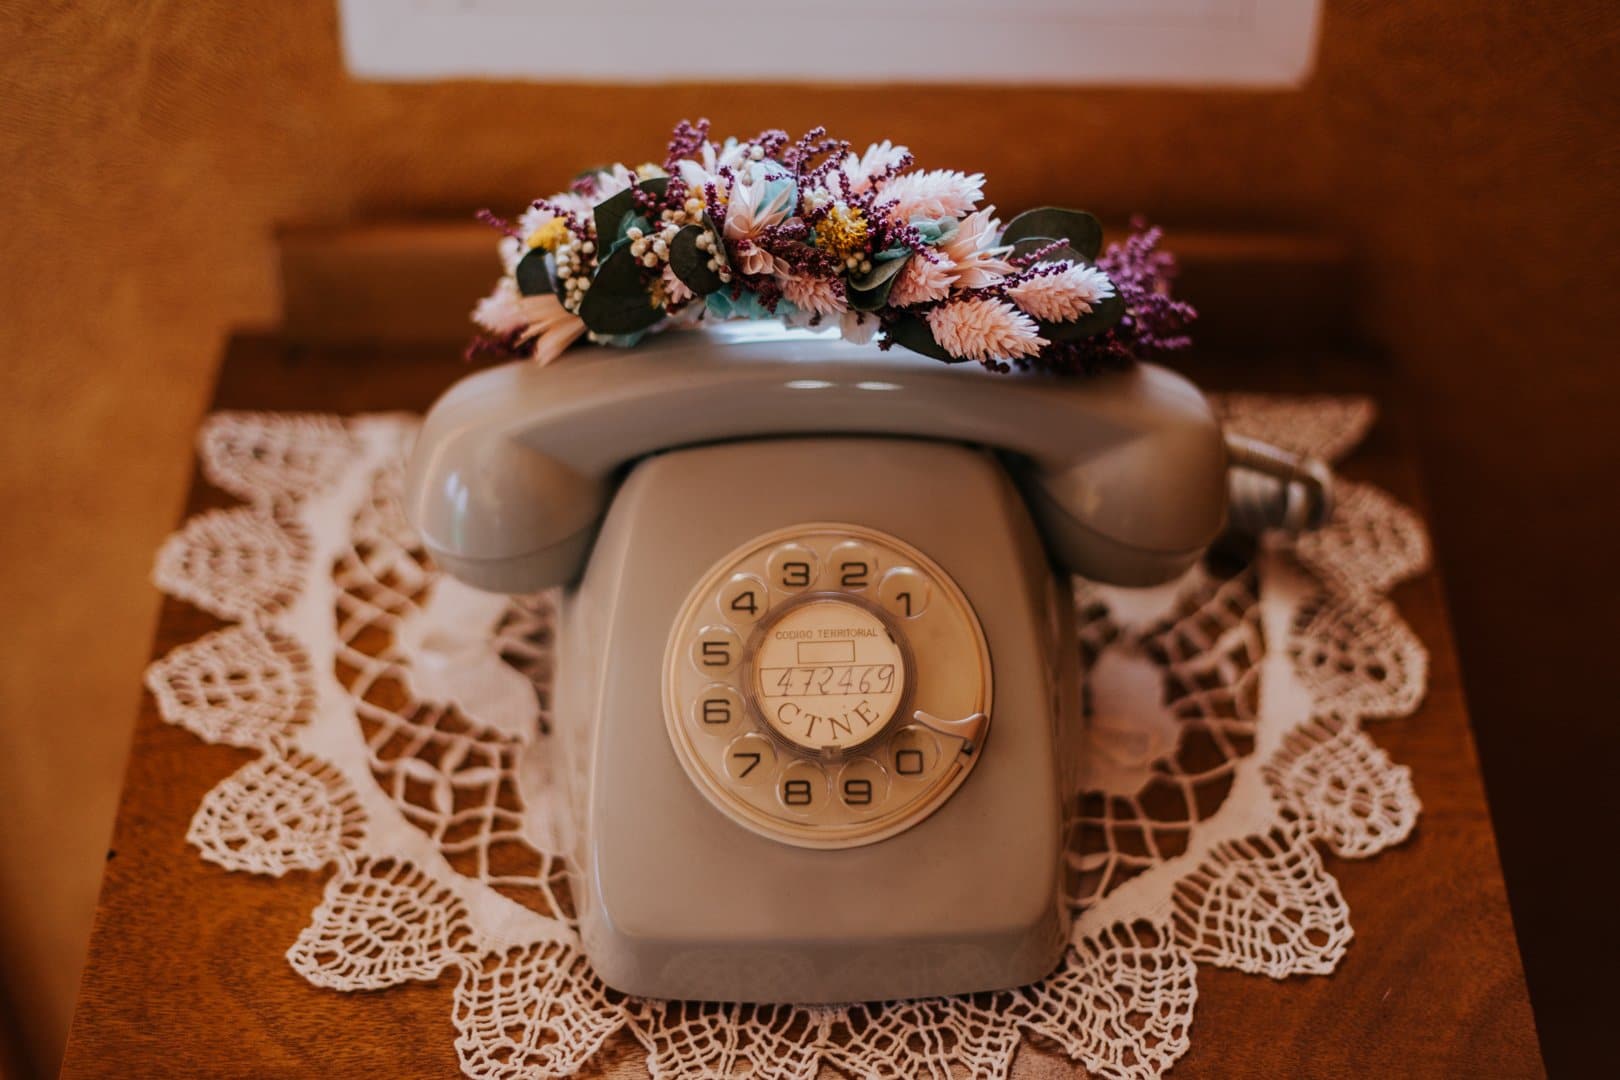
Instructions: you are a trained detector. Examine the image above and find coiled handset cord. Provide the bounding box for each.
[1224,432,1335,536]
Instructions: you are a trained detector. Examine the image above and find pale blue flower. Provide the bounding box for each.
[909,216,960,246]
[707,290,799,322]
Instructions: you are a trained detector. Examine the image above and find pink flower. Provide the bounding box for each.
[1007,263,1116,322]
[661,264,694,306]
[889,251,956,307]
[779,273,847,317]
[514,293,588,366]
[874,170,984,223]
[925,297,1047,362]
[473,280,587,365]
[472,278,547,335]
[940,207,1013,289]
[722,171,797,277]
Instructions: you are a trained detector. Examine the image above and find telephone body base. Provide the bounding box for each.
[555,437,1078,1002]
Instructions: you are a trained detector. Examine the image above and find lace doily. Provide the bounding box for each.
[146,394,1430,1079]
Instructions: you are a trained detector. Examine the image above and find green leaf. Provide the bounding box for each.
[592,177,669,249]
[617,213,651,246]
[577,246,663,335]
[851,253,910,290]
[514,248,554,297]
[1041,289,1126,342]
[669,225,724,295]
[846,253,910,312]
[1001,208,1103,261]
[884,314,962,363]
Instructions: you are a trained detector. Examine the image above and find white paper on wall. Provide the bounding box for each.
[339,0,1322,87]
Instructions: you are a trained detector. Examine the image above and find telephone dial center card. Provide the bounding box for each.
[664,524,992,849]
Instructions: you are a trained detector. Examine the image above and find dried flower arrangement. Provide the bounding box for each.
[471,119,1195,374]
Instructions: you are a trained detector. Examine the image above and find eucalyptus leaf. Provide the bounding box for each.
[514,247,555,297]
[577,246,662,335]
[1041,289,1126,342]
[592,177,669,249]
[846,286,888,313]
[885,314,962,363]
[617,213,651,246]
[851,252,910,291]
[669,225,724,295]
[1001,208,1103,261]
[846,252,910,312]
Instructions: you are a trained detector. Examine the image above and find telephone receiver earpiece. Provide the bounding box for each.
[405,329,1332,594]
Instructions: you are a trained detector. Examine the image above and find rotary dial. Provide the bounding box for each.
[663,523,991,849]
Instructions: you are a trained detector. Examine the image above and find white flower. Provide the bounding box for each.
[498,235,524,275]
[926,297,1047,362]
[874,170,984,223]
[675,137,751,193]
[1007,263,1116,322]
[939,207,1014,290]
[841,140,910,193]
[722,171,797,277]
[840,311,879,345]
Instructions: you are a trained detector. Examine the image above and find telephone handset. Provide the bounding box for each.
[405,325,1330,1003]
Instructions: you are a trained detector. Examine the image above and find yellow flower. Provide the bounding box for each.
[526,217,571,251]
[815,204,870,260]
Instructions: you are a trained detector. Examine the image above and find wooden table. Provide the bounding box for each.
[61,334,1544,1077]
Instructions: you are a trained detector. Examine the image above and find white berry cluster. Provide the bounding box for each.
[625,224,676,270]
[661,194,705,227]
[692,229,732,282]
[552,236,595,313]
[625,193,732,285]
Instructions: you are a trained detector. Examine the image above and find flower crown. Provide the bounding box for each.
[471,120,1194,375]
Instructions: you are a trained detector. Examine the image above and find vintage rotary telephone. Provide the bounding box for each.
[404,324,1331,1003]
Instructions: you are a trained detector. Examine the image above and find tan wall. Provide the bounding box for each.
[1,0,1614,1074]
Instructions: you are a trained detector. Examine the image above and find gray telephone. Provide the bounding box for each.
[404,324,1331,1003]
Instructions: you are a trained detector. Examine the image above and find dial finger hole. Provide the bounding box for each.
[767,544,819,593]
[691,684,744,737]
[777,759,828,816]
[878,566,931,618]
[690,625,741,675]
[888,724,941,780]
[827,541,878,592]
[724,733,777,788]
[718,573,768,624]
[836,756,890,812]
